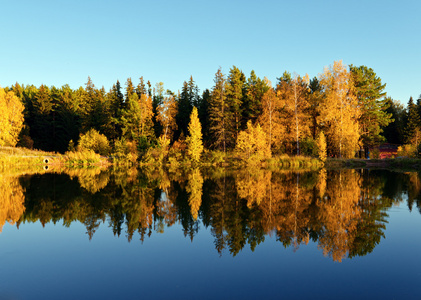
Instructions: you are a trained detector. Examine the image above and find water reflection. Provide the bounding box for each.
[3,167,420,262]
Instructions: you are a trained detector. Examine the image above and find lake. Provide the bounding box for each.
[0,167,420,299]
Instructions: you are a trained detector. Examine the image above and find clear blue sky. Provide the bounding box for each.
[1,0,420,104]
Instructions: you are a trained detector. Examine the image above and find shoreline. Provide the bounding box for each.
[2,146,421,172]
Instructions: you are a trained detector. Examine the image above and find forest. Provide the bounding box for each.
[0,60,419,163]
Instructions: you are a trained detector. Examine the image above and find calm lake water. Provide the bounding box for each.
[0,167,420,299]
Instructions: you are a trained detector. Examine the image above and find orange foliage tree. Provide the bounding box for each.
[319,61,361,158]
[0,175,26,232]
[258,80,284,154]
[317,170,362,262]
[0,87,24,146]
[277,73,311,154]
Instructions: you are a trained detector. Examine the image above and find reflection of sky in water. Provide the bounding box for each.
[0,170,420,299]
[0,199,420,300]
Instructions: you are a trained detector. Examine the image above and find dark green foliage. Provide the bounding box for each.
[300,137,318,157]
[209,68,233,151]
[136,76,147,97]
[225,66,246,138]
[108,81,125,140]
[277,71,292,84]
[350,65,392,149]
[308,77,322,139]
[30,85,54,151]
[125,77,135,100]
[404,96,421,143]
[54,85,82,152]
[198,89,211,147]
[383,97,405,144]
[175,77,195,140]
[152,82,165,138]
[241,70,269,127]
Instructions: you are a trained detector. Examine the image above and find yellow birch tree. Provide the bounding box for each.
[235,120,270,162]
[317,131,327,163]
[319,61,360,158]
[157,94,178,146]
[186,107,204,163]
[258,79,284,154]
[277,73,311,154]
[0,88,24,146]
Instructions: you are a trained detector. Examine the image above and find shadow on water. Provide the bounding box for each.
[1,166,420,262]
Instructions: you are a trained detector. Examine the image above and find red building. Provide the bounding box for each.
[370,143,399,159]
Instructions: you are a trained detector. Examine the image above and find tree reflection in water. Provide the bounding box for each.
[1,166,417,262]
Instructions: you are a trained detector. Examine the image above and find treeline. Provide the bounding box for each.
[2,60,420,160]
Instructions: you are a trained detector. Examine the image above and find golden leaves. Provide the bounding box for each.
[235,120,271,163]
[186,168,203,220]
[317,170,362,262]
[0,174,25,232]
[0,88,24,147]
[318,61,360,158]
[186,107,204,163]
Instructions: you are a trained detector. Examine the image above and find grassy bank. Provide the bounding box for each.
[4,146,421,172]
[325,157,421,171]
[0,146,110,169]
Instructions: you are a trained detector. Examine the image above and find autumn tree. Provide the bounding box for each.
[157,93,178,145]
[319,61,360,158]
[317,131,327,163]
[235,120,270,162]
[277,73,311,155]
[0,88,25,146]
[258,80,284,154]
[186,107,204,163]
[77,128,111,155]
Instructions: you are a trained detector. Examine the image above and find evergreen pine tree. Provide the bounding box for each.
[125,77,135,101]
[382,97,404,144]
[198,89,211,147]
[225,66,246,139]
[176,80,193,139]
[209,68,232,152]
[350,65,392,150]
[242,70,269,126]
[405,96,421,144]
[136,76,147,97]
